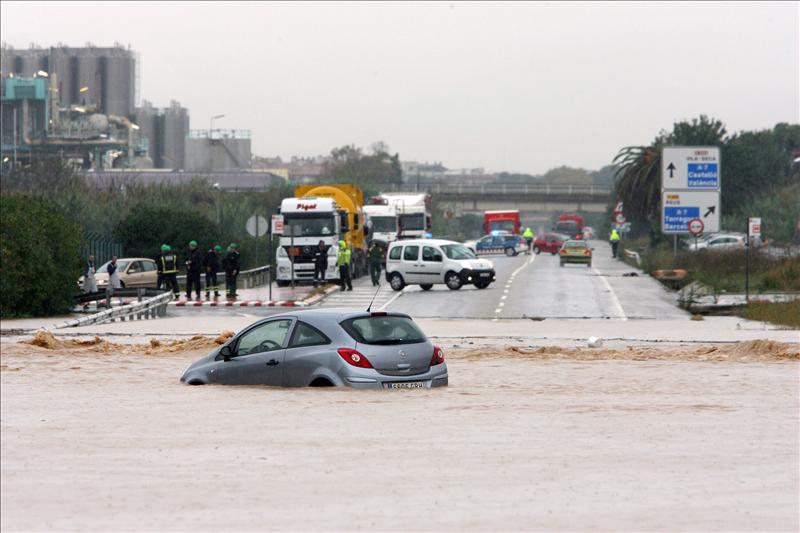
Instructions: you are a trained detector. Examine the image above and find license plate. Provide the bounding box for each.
[386,382,425,389]
[479,272,491,277]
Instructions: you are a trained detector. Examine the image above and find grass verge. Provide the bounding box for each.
[734,300,800,329]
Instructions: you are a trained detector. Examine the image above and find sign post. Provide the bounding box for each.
[746,217,761,303]
[246,214,269,267]
[269,215,284,302]
[661,148,722,250]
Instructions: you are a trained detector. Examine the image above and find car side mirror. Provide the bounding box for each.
[220,345,233,362]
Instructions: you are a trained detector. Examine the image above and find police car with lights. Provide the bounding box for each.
[465,231,524,257]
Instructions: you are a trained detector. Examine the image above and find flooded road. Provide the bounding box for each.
[1,339,798,531]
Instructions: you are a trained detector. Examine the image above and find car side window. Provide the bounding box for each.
[403,245,419,261]
[128,261,141,273]
[422,246,442,262]
[288,321,331,348]
[236,319,292,356]
[141,260,156,271]
[389,246,402,260]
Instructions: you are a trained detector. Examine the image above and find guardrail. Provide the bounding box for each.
[57,291,173,329]
[176,265,270,289]
[382,183,612,195]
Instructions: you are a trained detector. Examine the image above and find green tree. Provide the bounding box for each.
[114,205,221,260]
[0,195,83,317]
[322,143,403,194]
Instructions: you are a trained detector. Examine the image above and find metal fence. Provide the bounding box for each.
[82,232,124,265]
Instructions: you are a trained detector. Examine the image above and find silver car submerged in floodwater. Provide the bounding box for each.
[180,309,448,388]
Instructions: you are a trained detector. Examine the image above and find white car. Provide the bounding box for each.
[687,233,758,252]
[385,239,496,291]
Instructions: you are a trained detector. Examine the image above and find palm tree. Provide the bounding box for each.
[612,145,662,241]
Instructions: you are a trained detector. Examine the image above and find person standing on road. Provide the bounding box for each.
[336,240,353,291]
[155,244,167,290]
[160,245,180,297]
[223,243,240,299]
[203,245,222,300]
[368,241,384,286]
[609,229,621,258]
[83,254,98,293]
[106,256,123,307]
[522,227,534,255]
[184,240,204,301]
[312,240,328,288]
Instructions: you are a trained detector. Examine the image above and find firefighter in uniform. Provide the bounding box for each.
[336,240,353,291]
[155,244,167,290]
[223,243,241,299]
[203,245,222,299]
[184,240,203,301]
[160,245,180,296]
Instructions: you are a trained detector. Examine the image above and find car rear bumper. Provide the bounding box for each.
[560,256,592,263]
[343,364,449,388]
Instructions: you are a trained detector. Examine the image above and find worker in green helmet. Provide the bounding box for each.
[155,243,168,290]
[185,240,203,301]
[223,243,240,299]
[203,244,223,299]
[522,227,534,255]
[159,244,180,297]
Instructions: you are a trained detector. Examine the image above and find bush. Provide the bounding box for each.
[0,195,83,318]
[114,205,222,260]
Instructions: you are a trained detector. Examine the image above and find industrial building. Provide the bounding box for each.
[185,129,251,171]
[134,99,190,169]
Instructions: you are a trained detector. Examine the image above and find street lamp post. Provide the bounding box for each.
[212,182,221,226]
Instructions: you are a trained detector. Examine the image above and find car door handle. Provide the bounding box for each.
[266,359,279,366]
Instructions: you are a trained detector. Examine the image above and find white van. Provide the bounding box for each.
[385,239,496,291]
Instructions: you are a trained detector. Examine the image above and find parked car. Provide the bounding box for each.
[686,233,758,252]
[386,238,496,291]
[559,240,593,267]
[468,232,524,256]
[78,257,159,290]
[533,232,568,255]
[180,309,449,389]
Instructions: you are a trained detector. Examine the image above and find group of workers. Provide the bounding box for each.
[310,239,385,291]
[156,241,241,300]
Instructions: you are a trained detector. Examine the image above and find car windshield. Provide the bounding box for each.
[98,260,130,272]
[284,215,335,236]
[370,216,397,233]
[441,244,477,259]
[341,315,426,345]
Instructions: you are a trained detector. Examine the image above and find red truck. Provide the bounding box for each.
[555,214,584,239]
[484,210,521,235]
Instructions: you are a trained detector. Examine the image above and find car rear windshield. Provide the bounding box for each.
[565,241,587,248]
[340,315,427,345]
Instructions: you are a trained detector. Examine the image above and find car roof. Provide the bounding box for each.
[388,238,461,247]
[100,257,155,262]
[258,307,413,323]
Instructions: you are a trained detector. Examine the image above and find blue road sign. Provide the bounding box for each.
[687,163,719,188]
[663,206,700,232]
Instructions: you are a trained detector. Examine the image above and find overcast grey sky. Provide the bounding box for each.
[2,1,798,173]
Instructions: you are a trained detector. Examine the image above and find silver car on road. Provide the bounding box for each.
[180,309,448,388]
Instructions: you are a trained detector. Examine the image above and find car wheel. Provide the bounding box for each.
[587,262,592,268]
[474,281,489,289]
[504,247,516,257]
[390,273,405,291]
[276,280,289,287]
[420,284,433,291]
[120,281,126,288]
[445,272,463,290]
[533,246,541,255]
[559,261,564,267]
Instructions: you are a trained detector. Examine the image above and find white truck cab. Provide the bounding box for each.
[276,197,341,285]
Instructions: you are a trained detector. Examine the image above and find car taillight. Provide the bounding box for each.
[584,249,591,255]
[337,348,373,368]
[430,346,445,366]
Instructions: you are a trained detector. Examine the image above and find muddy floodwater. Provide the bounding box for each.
[1,337,798,531]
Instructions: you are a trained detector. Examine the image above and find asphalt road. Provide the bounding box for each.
[386,240,688,320]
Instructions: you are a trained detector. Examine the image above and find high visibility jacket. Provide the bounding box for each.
[609,230,620,242]
[337,247,352,267]
[522,228,534,238]
[161,254,179,274]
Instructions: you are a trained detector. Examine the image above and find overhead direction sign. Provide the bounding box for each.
[661,190,720,234]
[662,147,721,190]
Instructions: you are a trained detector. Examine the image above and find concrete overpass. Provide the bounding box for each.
[383,182,613,228]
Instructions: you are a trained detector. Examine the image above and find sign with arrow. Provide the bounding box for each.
[662,147,720,190]
[661,190,720,233]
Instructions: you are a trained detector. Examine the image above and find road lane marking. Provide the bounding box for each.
[378,287,407,311]
[592,267,627,320]
[503,289,509,294]
[494,308,502,314]
[496,254,536,315]
[501,295,507,300]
